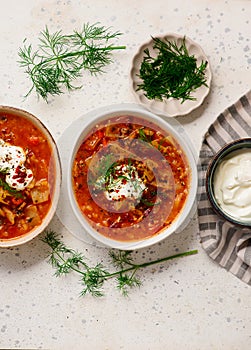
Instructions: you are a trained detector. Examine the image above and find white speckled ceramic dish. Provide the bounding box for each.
[130,33,212,117]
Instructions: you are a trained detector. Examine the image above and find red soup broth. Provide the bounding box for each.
[72,115,190,242]
[0,112,56,239]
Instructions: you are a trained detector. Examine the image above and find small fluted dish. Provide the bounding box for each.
[130,33,212,117]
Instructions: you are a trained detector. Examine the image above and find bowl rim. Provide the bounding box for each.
[67,104,198,250]
[206,137,251,227]
[0,105,62,247]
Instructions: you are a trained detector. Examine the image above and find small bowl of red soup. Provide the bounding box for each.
[68,105,197,250]
[0,106,61,247]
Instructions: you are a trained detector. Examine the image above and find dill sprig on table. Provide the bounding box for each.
[18,23,126,101]
[42,230,198,297]
[137,36,208,103]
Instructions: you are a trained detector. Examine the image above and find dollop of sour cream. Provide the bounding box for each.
[0,139,33,191]
[104,164,146,201]
[214,149,251,221]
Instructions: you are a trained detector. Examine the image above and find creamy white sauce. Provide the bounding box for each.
[0,139,33,191]
[104,164,146,201]
[214,149,251,221]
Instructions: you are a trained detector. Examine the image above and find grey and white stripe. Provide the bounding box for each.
[197,90,251,286]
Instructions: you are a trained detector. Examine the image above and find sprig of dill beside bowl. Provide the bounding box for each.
[18,23,126,101]
[42,230,198,298]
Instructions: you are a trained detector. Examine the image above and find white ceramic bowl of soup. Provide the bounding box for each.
[0,106,61,247]
[68,104,197,250]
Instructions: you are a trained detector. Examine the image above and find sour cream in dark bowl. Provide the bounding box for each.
[206,138,251,226]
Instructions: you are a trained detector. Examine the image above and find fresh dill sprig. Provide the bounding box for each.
[18,23,126,101]
[137,36,208,103]
[42,230,198,298]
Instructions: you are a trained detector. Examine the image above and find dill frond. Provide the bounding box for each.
[18,23,126,101]
[42,230,198,298]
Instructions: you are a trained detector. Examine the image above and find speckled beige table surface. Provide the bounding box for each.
[0,0,251,349]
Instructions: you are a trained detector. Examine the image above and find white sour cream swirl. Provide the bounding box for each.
[0,139,33,191]
[104,164,146,201]
[214,149,251,221]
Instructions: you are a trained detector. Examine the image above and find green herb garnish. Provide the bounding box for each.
[137,36,208,103]
[140,198,156,207]
[42,230,198,297]
[0,178,23,198]
[138,128,152,143]
[18,23,126,101]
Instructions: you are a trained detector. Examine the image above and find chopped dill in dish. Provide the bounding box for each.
[137,36,208,103]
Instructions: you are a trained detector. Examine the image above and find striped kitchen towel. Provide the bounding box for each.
[198,90,251,285]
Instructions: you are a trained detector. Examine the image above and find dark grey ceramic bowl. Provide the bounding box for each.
[206,138,251,227]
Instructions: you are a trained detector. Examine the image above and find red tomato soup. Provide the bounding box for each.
[72,115,190,242]
[0,112,55,239]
